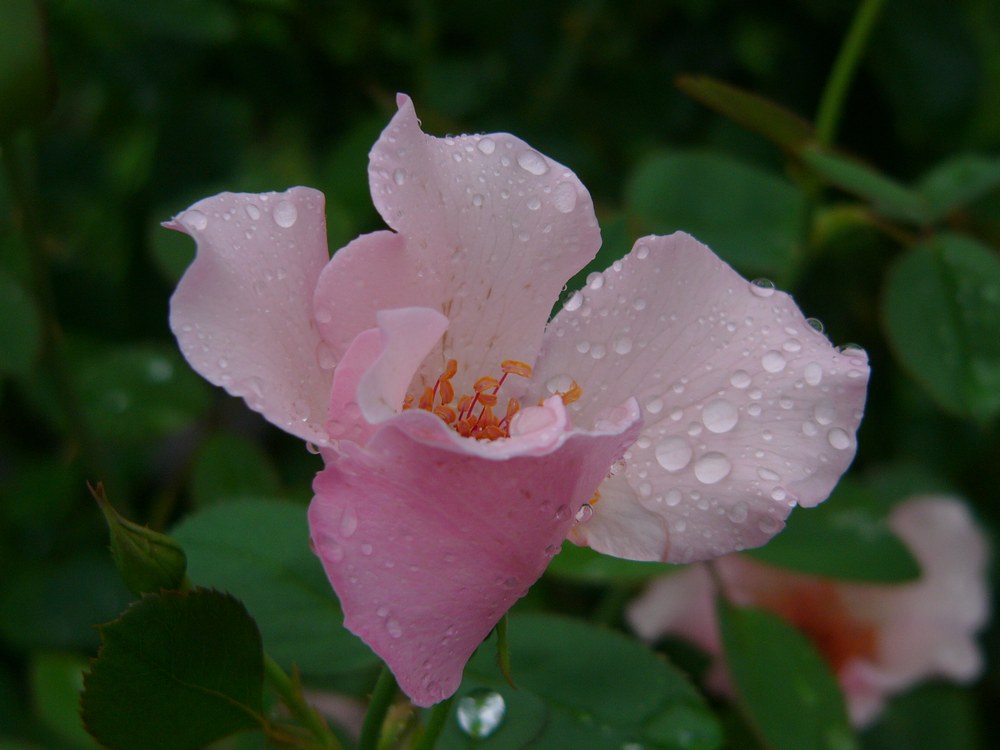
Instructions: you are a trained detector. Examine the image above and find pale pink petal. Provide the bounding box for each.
[534,232,869,562]
[308,405,640,706]
[168,187,333,444]
[326,328,381,444]
[566,474,669,561]
[313,95,601,397]
[627,496,990,729]
[356,308,449,424]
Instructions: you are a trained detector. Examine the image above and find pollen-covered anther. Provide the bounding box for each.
[409,359,536,441]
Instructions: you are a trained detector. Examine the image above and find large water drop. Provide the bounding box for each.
[456,689,507,739]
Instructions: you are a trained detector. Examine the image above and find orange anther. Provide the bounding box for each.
[457,394,473,416]
[433,405,457,423]
[456,417,475,437]
[402,394,414,410]
[504,399,520,422]
[442,359,458,379]
[473,376,499,393]
[560,380,582,405]
[476,392,498,407]
[418,386,435,411]
[479,425,505,440]
[501,360,533,378]
[477,405,498,427]
[439,379,455,405]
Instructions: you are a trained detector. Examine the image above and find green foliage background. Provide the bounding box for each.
[1,0,999,748]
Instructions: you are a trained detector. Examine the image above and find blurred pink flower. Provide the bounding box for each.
[628,496,990,727]
[167,95,868,705]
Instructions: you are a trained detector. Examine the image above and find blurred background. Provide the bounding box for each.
[1,0,999,747]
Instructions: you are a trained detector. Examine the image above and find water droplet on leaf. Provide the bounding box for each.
[456,688,506,739]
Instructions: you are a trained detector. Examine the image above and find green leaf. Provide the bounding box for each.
[0,0,55,135]
[882,233,1000,419]
[917,154,1000,222]
[676,75,815,151]
[191,432,282,506]
[860,683,981,750]
[81,589,264,750]
[718,601,857,750]
[800,146,928,225]
[745,479,920,582]
[76,344,210,444]
[0,267,43,377]
[545,541,675,584]
[30,653,101,749]
[437,613,723,750]
[92,482,188,596]
[626,150,804,277]
[171,500,379,676]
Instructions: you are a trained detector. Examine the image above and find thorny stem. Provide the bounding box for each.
[263,654,341,750]
[815,0,888,147]
[358,665,399,750]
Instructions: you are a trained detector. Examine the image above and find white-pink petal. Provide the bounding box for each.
[168,187,333,444]
[534,232,869,562]
[314,95,602,398]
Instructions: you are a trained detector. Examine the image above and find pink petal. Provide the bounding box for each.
[308,404,640,706]
[313,95,601,397]
[326,328,381,444]
[168,188,333,444]
[533,232,870,562]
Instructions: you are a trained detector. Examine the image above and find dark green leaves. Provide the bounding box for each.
[719,601,856,750]
[626,151,805,277]
[746,481,920,583]
[882,234,1000,419]
[172,499,378,675]
[437,613,722,750]
[0,0,55,135]
[0,268,42,377]
[81,589,264,750]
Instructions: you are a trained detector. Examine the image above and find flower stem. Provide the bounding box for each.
[815,0,888,146]
[263,653,341,750]
[411,696,454,750]
[358,665,398,750]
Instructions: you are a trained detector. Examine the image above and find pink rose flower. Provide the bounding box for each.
[166,95,869,705]
[627,496,990,727]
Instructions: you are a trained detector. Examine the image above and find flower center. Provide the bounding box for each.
[403,359,580,441]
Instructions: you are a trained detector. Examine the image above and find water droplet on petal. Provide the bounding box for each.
[694,452,732,484]
[827,427,851,450]
[456,688,506,739]
[586,271,604,290]
[552,180,577,213]
[613,336,633,355]
[526,196,541,211]
[645,396,663,415]
[575,504,594,523]
[702,399,739,434]
[730,370,752,389]
[806,317,825,333]
[762,350,787,373]
[564,291,583,311]
[555,504,571,520]
[655,437,692,472]
[635,244,650,260]
[516,149,549,175]
[814,402,836,425]
[182,209,208,231]
[750,278,776,297]
[727,502,749,523]
[393,168,406,186]
[273,200,298,228]
[245,204,261,221]
[340,508,358,538]
[476,137,496,155]
[804,362,823,386]
[386,619,403,638]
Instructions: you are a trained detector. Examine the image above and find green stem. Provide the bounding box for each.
[263,654,341,750]
[815,0,888,146]
[358,665,398,750]
[411,697,454,750]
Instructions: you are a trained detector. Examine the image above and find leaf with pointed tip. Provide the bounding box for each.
[81,589,264,750]
[676,75,815,152]
[718,600,857,750]
[800,146,928,225]
[917,154,1000,223]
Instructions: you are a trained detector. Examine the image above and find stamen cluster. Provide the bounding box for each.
[404,359,533,440]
